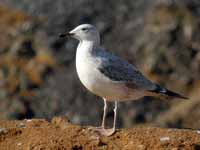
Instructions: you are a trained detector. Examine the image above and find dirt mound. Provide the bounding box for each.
[0,116,200,150]
[0,2,200,142]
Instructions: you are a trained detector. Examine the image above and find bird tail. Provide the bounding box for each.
[148,84,188,99]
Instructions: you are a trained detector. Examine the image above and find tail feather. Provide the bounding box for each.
[149,84,188,99]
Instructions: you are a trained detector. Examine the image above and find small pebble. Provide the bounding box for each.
[138,144,145,149]
[160,136,170,142]
[196,130,200,134]
[26,119,32,122]
[171,148,178,150]
[17,143,22,146]
[0,128,8,134]
[17,122,26,128]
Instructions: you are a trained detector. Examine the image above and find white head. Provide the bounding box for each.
[59,24,100,45]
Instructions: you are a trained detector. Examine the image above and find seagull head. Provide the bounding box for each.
[59,24,100,43]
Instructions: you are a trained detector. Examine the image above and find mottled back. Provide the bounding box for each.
[94,47,156,91]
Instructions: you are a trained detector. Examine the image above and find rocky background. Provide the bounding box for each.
[0,0,200,130]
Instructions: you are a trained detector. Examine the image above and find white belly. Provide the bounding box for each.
[76,57,144,101]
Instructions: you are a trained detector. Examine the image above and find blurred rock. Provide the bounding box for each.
[0,5,56,119]
[0,1,199,130]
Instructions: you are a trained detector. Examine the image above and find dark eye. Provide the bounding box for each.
[82,28,88,31]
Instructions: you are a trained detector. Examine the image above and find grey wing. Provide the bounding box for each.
[98,53,156,91]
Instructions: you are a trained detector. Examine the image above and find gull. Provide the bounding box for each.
[59,24,188,136]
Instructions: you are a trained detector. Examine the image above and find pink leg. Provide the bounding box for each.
[101,98,108,128]
[89,100,118,136]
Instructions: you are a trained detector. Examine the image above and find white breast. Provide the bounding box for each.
[75,42,144,101]
[76,43,107,96]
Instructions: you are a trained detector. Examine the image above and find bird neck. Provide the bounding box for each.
[76,40,98,70]
[77,39,100,54]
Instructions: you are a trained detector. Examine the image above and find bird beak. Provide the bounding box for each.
[59,32,74,38]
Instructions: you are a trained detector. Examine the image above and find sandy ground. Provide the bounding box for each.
[0,117,200,150]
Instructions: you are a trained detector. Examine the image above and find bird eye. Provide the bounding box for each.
[81,28,88,31]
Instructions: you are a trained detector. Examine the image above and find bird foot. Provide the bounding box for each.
[88,126,115,136]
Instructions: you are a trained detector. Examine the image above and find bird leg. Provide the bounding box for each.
[88,98,107,131]
[89,100,118,136]
[89,98,107,129]
[101,98,108,128]
[112,101,118,132]
[99,101,118,136]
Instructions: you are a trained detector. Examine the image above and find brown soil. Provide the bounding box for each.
[0,117,200,150]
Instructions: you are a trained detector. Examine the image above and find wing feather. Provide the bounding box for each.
[97,50,155,90]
